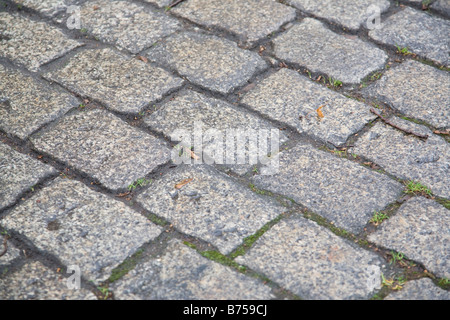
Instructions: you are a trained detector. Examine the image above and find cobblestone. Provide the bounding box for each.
[1,0,448,301]
[369,7,450,66]
[351,117,450,199]
[252,143,403,233]
[235,218,385,300]
[364,60,449,128]
[285,0,390,30]
[0,13,81,71]
[30,109,171,191]
[272,18,388,83]
[0,143,56,211]
[241,68,377,146]
[0,63,79,140]
[368,197,449,279]
[137,165,285,255]
[79,0,181,54]
[111,239,274,300]
[171,0,296,44]
[44,48,184,114]
[1,178,162,283]
[143,32,267,94]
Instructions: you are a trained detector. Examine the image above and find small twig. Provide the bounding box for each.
[166,0,186,10]
[370,108,428,139]
[0,235,8,258]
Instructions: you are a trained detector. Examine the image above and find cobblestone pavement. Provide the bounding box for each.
[0,0,449,300]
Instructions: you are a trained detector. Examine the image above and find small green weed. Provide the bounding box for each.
[405,181,432,196]
[370,211,389,226]
[128,178,151,191]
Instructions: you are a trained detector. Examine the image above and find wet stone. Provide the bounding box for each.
[143,32,267,94]
[0,13,81,72]
[171,0,296,44]
[384,278,450,300]
[368,197,449,279]
[351,117,450,199]
[30,109,171,191]
[44,48,183,113]
[0,143,56,211]
[0,63,79,140]
[0,178,162,282]
[235,218,386,300]
[286,0,390,30]
[137,165,284,254]
[241,68,377,146]
[111,239,274,300]
[369,7,450,66]
[0,261,97,300]
[80,0,181,54]
[365,60,449,129]
[144,90,287,175]
[252,143,403,233]
[272,18,388,84]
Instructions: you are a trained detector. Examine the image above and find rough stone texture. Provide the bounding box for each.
[252,143,403,233]
[144,90,287,175]
[111,240,273,300]
[0,63,79,140]
[0,178,162,282]
[0,261,97,300]
[30,109,171,191]
[0,241,20,266]
[171,0,296,44]
[0,143,56,211]
[351,117,450,199]
[235,218,385,300]
[241,68,377,146]
[286,0,390,30]
[273,18,388,83]
[369,7,450,66]
[143,32,267,94]
[0,13,81,71]
[384,278,450,300]
[365,60,449,128]
[12,0,74,17]
[44,48,183,114]
[431,0,450,16]
[137,165,285,254]
[368,197,449,279]
[80,0,181,54]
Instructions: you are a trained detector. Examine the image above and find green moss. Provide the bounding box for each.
[108,248,144,282]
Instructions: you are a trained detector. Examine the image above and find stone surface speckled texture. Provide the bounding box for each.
[369,7,450,66]
[368,197,449,279]
[352,117,450,199]
[143,32,267,94]
[0,143,56,211]
[1,1,449,301]
[44,48,183,114]
[80,0,181,54]
[111,240,274,300]
[286,0,390,30]
[0,261,97,300]
[1,178,162,282]
[0,63,79,140]
[236,218,385,300]
[252,143,403,233]
[241,68,377,146]
[144,90,287,174]
[30,109,171,191]
[364,60,449,128]
[137,165,284,254]
[0,13,81,71]
[273,18,388,83]
[172,0,296,44]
